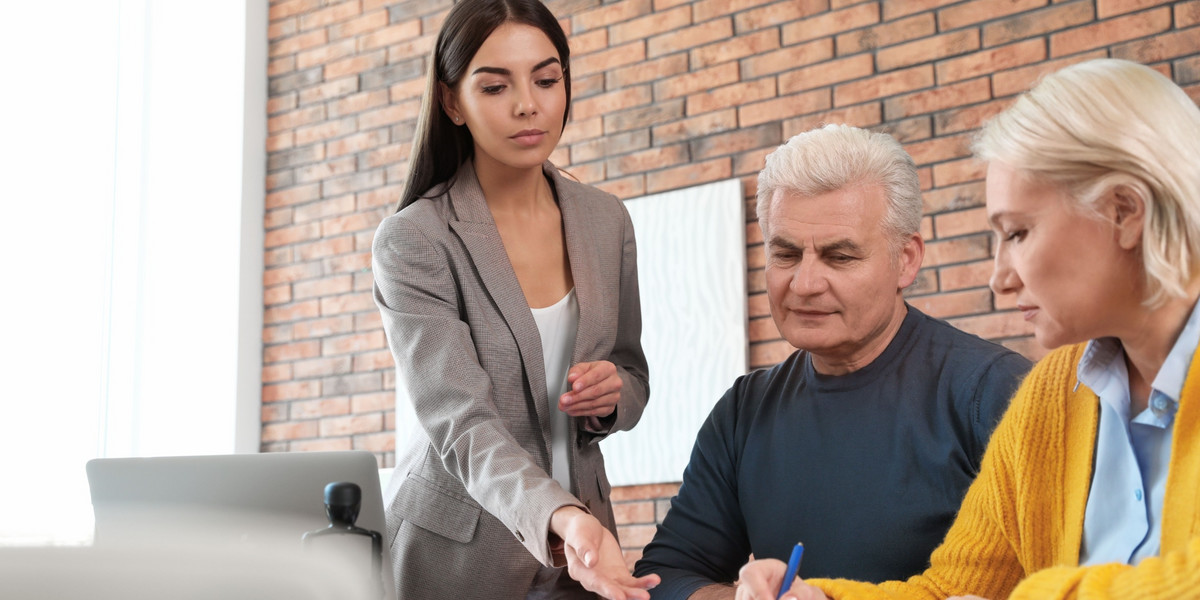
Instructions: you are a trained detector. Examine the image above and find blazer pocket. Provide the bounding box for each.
[392,474,481,544]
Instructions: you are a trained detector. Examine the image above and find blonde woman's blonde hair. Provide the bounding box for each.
[756,124,922,248]
[974,58,1200,306]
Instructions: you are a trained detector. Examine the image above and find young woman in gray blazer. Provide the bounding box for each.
[370,1,658,598]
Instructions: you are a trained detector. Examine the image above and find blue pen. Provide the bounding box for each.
[776,543,805,599]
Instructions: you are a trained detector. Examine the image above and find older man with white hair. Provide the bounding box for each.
[633,124,1031,600]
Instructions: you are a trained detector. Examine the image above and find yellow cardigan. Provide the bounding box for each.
[812,343,1200,599]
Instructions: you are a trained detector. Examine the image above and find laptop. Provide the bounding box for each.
[86,450,392,598]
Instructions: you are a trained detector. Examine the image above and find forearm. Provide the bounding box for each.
[688,583,735,600]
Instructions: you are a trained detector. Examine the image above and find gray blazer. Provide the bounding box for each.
[372,160,649,598]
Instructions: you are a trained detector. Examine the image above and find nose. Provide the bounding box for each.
[789,256,828,296]
[989,246,1020,296]
[514,82,538,118]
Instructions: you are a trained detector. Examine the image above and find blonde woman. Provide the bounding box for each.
[737,58,1200,600]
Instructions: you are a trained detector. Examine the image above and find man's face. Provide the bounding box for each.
[763,184,923,374]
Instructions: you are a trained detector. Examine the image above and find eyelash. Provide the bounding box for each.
[480,76,562,95]
[1004,230,1027,242]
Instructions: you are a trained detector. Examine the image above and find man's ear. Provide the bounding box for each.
[1106,184,1146,250]
[896,233,925,290]
[439,82,462,124]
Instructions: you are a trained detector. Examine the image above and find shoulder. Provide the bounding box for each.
[373,193,451,251]
[908,307,1033,377]
[714,351,808,417]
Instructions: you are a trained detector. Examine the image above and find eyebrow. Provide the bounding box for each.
[768,236,863,255]
[471,57,561,77]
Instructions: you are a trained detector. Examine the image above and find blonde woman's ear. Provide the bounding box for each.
[1108,184,1147,250]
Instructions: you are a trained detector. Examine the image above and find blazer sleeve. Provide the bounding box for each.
[372,213,583,566]
[586,201,650,439]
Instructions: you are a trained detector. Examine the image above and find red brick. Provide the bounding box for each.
[263,324,293,345]
[933,205,990,239]
[293,315,355,340]
[295,117,358,146]
[604,100,685,133]
[781,103,884,138]
[646,158,733,194]
[1112,26,1200,63]
[358,100,419,130]
[573,42,646,78]
[750,339,794,367]
[932,157,987,189]
[295,156,356,185]
[292,195,355,225]
[738,89,831,127]
[733,146,773,177]
[327,252,373,275]
[881,0,959,21]
[836,14,935,55]
[733,0,827,34]
[652,109,739,145]
[270,30,329,59]
[267,94,296,116]
[778,54,875,95]
[265,300,323,326]
[293,356,353,379]
[296,39,356,70]
[323,372,384,396]
[748,315,782,342]
[298,77,360,106]
[327,129,389,158]
[328,11,389,40]
[877,30,980,73]
[923,233,990,267]
[741,39,833,79]
[691,123,783,160]
[949,311,1034,340]
[654,63,740,101]
[991,50,1107,97]
[293,274,353,300]
[357,184,404,210]
[573,131,651,164]
[883,116,933,144]
[297,1,361,31]
[907,268,940,296]
[265,222,322,248]
[934,98,1013,135]
[573,86,653,121]
[265,284,292,307]
[263,363,293,384]
[691,30,780,70]
[385,36,437,67]
[748,292,771,319]
[983,1,1093,47]
[353,349,395,372]
[571,0,653,32]
[325,50,387,79]
[350,392,392,414]
[782,3,881,46]
[940,260,995,291]
[938,0,1047,31]
[884,77,991,121]
[922,181,986,213]
[264,261,323,287]
[262,421,319,442]
[1179,1,1200,27]
[1098,0,1174,18]
[648,18,733,59]
[357,22,422,51]
[263,380,322,403]
[268,105,326,134]
[269,55,295,77]
[268,15,299,39]
[610,483,682,502]
[936,39,1046,84]
[332,89,390,117]
[687,78,776,115]
[321,212,378,237]
[908,288,994,319]
[264,340,321,363]
[266,183,321,209]
[607,145,689,178]
[613,500,656,525]
[605,55,689,90]
[561,117,603,146]
[616,523,657,548]
[262,402,289,423]
[321,292,376,315]
[834,65,934,106]
[319,413,384,437]
[1050,7,1169,57]
[609,6,691,45]
[593,175,646,199]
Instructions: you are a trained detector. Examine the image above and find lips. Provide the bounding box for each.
[510,129,546,146]
[1017,304,1039,321]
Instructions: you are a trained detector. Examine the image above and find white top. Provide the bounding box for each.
[530,289,579,493]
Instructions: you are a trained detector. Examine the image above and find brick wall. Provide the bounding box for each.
[263,0,1200,566]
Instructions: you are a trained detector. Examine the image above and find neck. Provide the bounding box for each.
[810,299,908,376]
[473,155,552,213]
[1119,279,1200,410]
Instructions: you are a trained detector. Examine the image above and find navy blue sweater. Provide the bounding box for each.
[634,306,1032,599]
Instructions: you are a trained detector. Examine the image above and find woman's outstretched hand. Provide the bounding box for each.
[551,506,660,600]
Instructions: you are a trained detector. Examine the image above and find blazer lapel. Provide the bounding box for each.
[446,161,552,448]
[551,166,598,367]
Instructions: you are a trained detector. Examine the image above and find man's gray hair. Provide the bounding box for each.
[756,124,923,246]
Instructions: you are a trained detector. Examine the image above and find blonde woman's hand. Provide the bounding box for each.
[735,558,830,600]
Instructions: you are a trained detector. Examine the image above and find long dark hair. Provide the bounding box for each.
[394,0,572,212]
